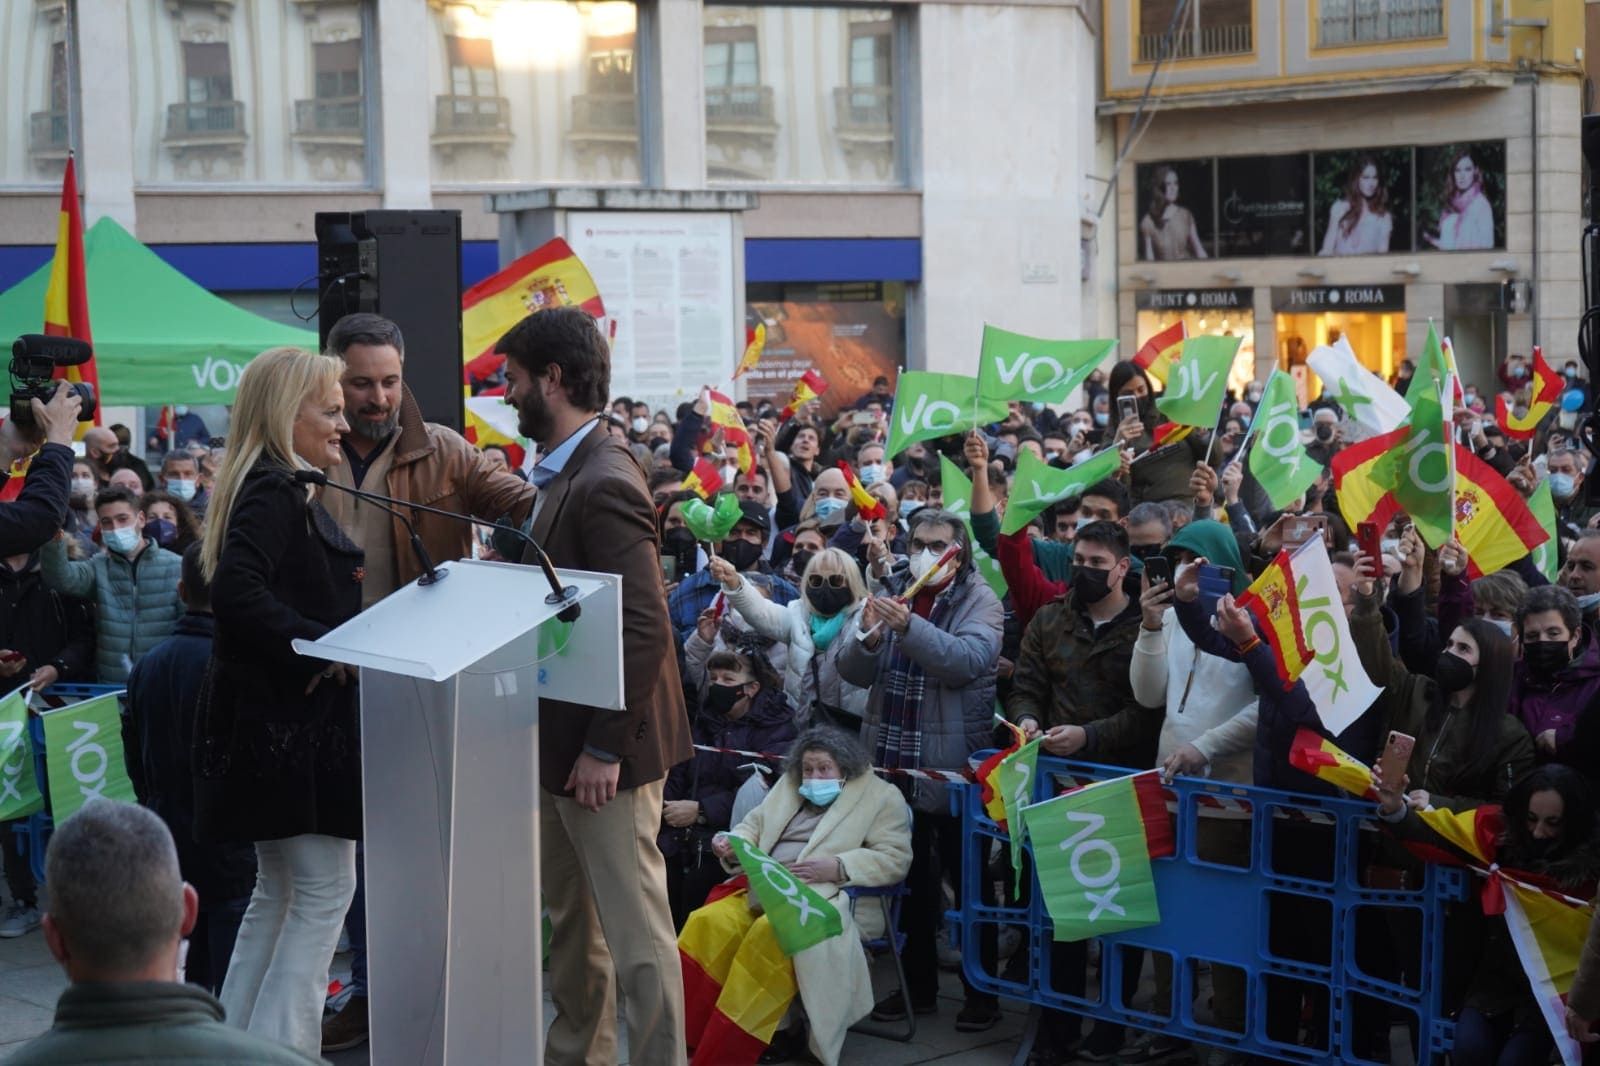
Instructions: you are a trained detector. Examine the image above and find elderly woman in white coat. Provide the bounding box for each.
[679,727,911,1066]
[708,548,871,731]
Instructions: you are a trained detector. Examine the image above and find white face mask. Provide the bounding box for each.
[909,548,952,586]
[71,477,96,498]
[1576,590,1600,612]
[631,416,648,434]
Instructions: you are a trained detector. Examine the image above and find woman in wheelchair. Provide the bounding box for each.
[679,727,912,1065]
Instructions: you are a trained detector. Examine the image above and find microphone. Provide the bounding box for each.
[292,468,581,622]
[294,469,445,587]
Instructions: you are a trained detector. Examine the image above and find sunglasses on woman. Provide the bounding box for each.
[806,573,848,589]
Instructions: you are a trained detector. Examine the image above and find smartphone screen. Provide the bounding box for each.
[1144,556,1172,586]
[660,554,677,584]
[1117,395,1141,425]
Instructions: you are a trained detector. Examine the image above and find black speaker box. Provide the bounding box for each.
[315,210,464,433]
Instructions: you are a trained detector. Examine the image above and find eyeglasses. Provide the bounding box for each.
[910,538,951,554]
[806,573,848,589]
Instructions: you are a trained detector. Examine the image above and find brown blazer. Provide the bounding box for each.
[522,422,690,793]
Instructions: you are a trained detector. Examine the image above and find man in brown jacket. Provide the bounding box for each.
[498,306,691,1066]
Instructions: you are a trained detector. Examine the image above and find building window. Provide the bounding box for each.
[1137,0,1253,62]
[29,41,71,159]
[178,42,237,131]
[1317,0,1444,47]
[705,26,762,118]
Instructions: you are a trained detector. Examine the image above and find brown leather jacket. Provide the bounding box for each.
[334,386,536,589]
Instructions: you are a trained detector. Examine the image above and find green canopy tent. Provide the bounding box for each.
[0,217,317,405]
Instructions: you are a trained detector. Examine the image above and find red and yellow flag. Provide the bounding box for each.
[680,890,797,1065]
[1330,423,1406,533]
[778,369,828,422]
[733,323,765,380]
[461,238,604,384]
[1151,421,1194,448]
[1496,877,1594,1066]
[838,461,886,521]
[682,457,725,501]
[1287,729,1376,799]
[42,154,96,425]
[976,717,1028,827]
[701,388,755,476]
[1496,346,1563,440]
[1237,550,1315,689]
[1133,320,1185,386]
[1454,444,1549,577]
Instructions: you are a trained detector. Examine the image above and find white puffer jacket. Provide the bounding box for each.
[724,578,870,723]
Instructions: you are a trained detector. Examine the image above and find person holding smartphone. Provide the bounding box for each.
[1107,362,1214,507]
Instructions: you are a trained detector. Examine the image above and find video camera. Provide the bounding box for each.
[9,334,97,429]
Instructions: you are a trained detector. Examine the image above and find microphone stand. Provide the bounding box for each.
[295,470,445,587]
[293,469,581,622]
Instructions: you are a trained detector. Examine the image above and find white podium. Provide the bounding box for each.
[293,558,624,1066]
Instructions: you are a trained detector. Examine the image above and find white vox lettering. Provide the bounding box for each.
[1058,809,1127,922]
[1402,428,1452,494]
[1258,399,1307,475]
[1170,357,1219,402]
[0,721,25,804]
[190,356,246,393]
[65,718,108,800]
[898,394,964,438]
[1295,576,1350,698]
[995,352,1071,394]
[750,851,825,925]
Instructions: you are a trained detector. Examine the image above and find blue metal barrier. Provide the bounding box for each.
[953,754,1467,1065]
[16,684,125,884]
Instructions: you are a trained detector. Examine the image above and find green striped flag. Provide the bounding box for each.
[0,685,43,821]
[977,326,1115,404]
[1001,446,1122,535]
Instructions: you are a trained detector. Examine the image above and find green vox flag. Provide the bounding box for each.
[1020,773,1162,942]
[727,835,844,956]
[937,454,1008,599]
[887,372,1009,460]
[42,692,135,822]
[1155,334,1239,428]
[977,326,1116,405]
[0,685,43,821]
[1375,324,1455,548]
[1245,370,1323,510]
[997,738,1041,895]
[1001,446,1122,535]
[1528,481,1559,583]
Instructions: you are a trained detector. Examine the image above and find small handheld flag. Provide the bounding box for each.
[1134,321,1185,386]
[779,370,828,422]
[733,323,766,380]
[838,461,886,521]
[1495,346,1563,440]
[682,458,725,501]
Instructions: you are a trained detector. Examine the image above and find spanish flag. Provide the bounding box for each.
[1287,729,1376,799]
[42,154,97,424]
[778,369,828,422]
[682,457,725,501]
[702,388,755,476]
[733,323,765,380]
[680,888,797,1065]
[461,238,604,384]
[1237,550,1315,689]
[838,461,885,521]
[462,390,527,469]
[977,716,1028,827]
[1496,346,1563,440]
[1133,320,1185,386]
[1330,423,1405,534]
[1453,444,1549,577]
[1151,421,1193,448]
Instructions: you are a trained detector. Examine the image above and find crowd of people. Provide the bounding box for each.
[3,315,1600,1066]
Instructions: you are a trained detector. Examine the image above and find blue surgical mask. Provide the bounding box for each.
[103,527,141,555]
[899,498,921,518]
[858,463,885,487]
[1577,591,1600,613]
[813,497,847,522]
[798,778,842,807]
[1093,411,1109,427]
[166,478,197,501]
[1486,617,1514,636]
[1551,472,1576,501]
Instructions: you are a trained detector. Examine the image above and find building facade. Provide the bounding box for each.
[0,0,1106,409]
[1104,0,1586,404]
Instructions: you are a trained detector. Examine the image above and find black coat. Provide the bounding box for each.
[0,443,72,558]
[126,613,256,901]
[193,465,365,844]
[0,551,94,681]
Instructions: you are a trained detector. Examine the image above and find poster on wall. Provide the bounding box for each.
[1215,154,1310,258]
[566,211,738,409]
[1312,147,1413,257]
[1135,159,1214,261]
[1415,141,1505,252]
[743,284,904,415]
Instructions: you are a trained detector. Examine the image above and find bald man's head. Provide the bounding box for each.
[83,428,118,462]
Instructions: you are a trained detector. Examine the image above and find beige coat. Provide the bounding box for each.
[726,772,912,1066]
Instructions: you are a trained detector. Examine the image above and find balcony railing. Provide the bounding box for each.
[433,94,511,135]
[29,110,69,154]
[705,85,776,126]
[294,96,364,136]
[165,100,245,138]
[1137,22,1253,62]
[1318,0,1445,46]
[833,85,893,132]
[570,93,638,137]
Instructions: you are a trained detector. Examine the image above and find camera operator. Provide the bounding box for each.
[0,383,83,556]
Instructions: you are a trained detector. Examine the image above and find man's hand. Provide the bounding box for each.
[1396,525,1424,595]
[963,431,989,468]
[1405,789,1431,811]
[27,664,57,693]
[1041,724,1088,757]
[707,555,739,589]
[1161,743,1208,783]
[1017,716,1042,741]
[1189,464,1218,509]
[1565,1006,1599,1045]
[1438,537,1468,578]
[304,662,352,695]
[1216,594,1256,647]
[1220,462,1243,505]
[1351,552,1378,598]
[1508,456,1536,498]
[33,382,83,449]
[786,857,844,885]
[1139,573,1173,630]
[662,799,700,828]
[0,653,26,679]
[565,752,621,812]
[872,595,911,636]
[1174,556,1206,604]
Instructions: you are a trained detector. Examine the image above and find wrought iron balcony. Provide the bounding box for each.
[294,96,364,137]
[1137,22,1253,62]
[1317,0,1445,46]
[164,100,245,139]
[832,85,893,133]
[705,85,775,127]
[433,94,511,135]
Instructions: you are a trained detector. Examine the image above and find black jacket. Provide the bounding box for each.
[194,465,365,844]
[0,443,72,558]
[125,612,256,901]
[660,687,798,857]
[0,551,94,682]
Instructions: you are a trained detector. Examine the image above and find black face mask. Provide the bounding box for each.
[703,683,744,716]
[806,584,853,618]
[1128,543,1162,563]
[1074,565,1114,605]
[1523,639,1574,679]
[662,526,698,568]
[1314,423,1335,443]
[1434,651,1475,694]
[790,549,817,578]
[720,539,764,572]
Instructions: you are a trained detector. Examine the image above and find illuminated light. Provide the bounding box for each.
[583,1,637,37]
[492,1,585,72]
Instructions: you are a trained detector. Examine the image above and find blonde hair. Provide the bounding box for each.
[201,347,343,580]
[801,547,867,613]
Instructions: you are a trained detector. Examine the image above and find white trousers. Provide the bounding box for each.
[219,833,357,1059]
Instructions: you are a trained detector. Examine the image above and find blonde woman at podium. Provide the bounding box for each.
[496,307,693,1066]
[193,347,366,1059]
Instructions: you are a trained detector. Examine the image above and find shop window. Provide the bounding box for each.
[1137,0,1253,62]
[744,282,906,412]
